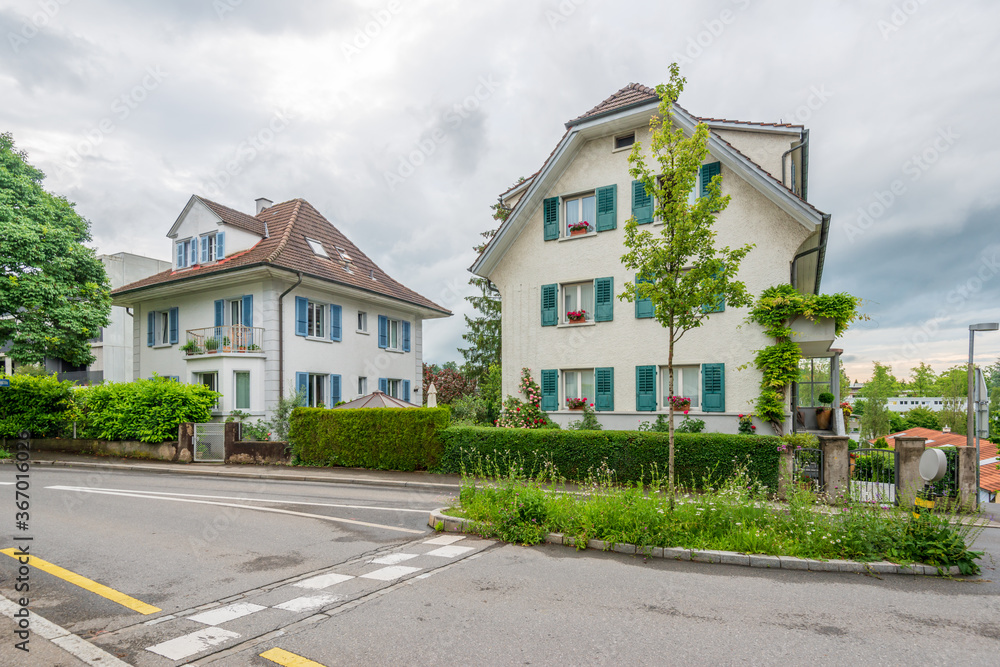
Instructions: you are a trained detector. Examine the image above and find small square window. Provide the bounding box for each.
[614,132,635,150]
[305,238,329,257]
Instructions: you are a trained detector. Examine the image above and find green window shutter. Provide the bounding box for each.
[595,184,617,231]
[701,271,726,314]
[540,370,558,411]
[700,161,721,198]
[635,273,654,319]
[543,197,560,241]
[595,367,614,412]
[631,180,653,225]
[702,363,725,412]
[594,277,613,322]
[540,284,558,327]
[635,365,657,412]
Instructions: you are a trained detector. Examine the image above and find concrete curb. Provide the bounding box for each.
[426,508,964,577]
[0,459,460,491]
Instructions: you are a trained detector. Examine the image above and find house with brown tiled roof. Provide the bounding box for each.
[471,83,841,433]
[112,196,450,418]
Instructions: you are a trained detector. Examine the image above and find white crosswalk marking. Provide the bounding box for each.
[361,565,422,581]
[146,627,240,660]
[293,573,355,589]
[370,552,419,565]
[187,603,267,626]
[274,594,341,612]
[425,545,475,558]
[424,534,467,545]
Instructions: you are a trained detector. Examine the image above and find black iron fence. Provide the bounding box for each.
[850,448,898,504]
[793,447,824,492]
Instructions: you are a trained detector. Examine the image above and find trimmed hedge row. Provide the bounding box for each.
[289,407,451,471]
[77,378,218,443]
[435,427,781,490]
[0,374,75,438]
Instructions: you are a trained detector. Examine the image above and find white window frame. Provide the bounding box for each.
[196,371,219,411]
[562,369,595,409]
[387,318,401,350]
[561,281,595,323]
[306,301,325,338]
[613,132,636,151]
[661,365,701,411]
[150,309,173,347]
[228,299,243,327]
[234,371,251,411]
[307,373,327,407]
[358,376,368,397]
[357,311,368,333]
[563,192,597,236]
[306,237,329,257]
[387,378,401,399]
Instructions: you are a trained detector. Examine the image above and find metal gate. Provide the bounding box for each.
[850,448,898,504]
[193,423,225,462]
[794,447,824,492]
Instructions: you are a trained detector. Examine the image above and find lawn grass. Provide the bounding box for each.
[455,453,985,575]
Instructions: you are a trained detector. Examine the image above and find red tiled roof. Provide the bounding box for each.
[697,116,804,129]
[114,198,450,315]
[876,428,1000,492]
[980,441,1000,492]
[567,83,659,126]
[877,427,969,449]
[199,197,266,236]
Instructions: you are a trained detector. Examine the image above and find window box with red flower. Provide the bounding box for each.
[566,309,587,323]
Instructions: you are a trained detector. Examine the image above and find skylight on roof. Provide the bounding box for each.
[305,237,329,258]
[335,246,353,261]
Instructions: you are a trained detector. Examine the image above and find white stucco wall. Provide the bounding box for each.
[488,126,814,434]
[712,129,796,181]
[133,274,426,419]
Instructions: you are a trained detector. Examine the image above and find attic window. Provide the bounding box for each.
[614,132,635,150]
[335,246,353,262]
[305,237,329,258]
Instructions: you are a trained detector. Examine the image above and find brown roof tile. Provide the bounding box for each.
[567,83,659,126]
[115,198,450,315]
[198,196,267,236]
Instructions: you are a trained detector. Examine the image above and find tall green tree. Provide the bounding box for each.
[618,65,754,507]
[0,134,110,366]
[905,362,937,396]
[936,365,967,433]
[459,183,521,381]
[859,361,894,440]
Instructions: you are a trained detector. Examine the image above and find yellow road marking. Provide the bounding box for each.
[260,647,328,667]
[0,548,160,615]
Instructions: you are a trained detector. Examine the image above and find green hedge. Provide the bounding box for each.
[76,378,218,443]
[435,427,781,490]
[0,374,75,438]
[289,407,451,471]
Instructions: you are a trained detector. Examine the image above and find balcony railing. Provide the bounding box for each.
[185,326,264,355]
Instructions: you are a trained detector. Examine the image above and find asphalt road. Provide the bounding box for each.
[1,467,999,666]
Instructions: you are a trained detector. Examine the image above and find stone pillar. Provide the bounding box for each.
[895,436,927,507]
[819,435,849,503]
[956,445,978,510]
[777,448,795,500]
[177,422,194,463]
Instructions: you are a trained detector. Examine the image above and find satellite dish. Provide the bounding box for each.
[918,448,948,483]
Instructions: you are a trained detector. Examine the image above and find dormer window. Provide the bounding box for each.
[175,238,197,268]
[199,231,225,263]
[306,237,329,257]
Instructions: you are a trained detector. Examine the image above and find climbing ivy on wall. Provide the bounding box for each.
[747,284,864,435]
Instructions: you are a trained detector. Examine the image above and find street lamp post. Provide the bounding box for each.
[968,322,999,509]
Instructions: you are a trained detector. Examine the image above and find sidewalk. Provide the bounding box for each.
[6,451,462,491]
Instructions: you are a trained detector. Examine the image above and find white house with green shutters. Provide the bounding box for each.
[112,195,450,419]
[471,83,843,433]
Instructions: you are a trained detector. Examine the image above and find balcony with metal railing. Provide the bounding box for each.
[183,326,265,357]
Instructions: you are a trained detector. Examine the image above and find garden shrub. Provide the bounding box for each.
[0,373,75,438]
[76,377,218,443]
[289,407,450,470]
[435,426,780,490]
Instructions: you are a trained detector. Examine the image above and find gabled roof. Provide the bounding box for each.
[472,83,829,280]
[199,197,267,236]
[115,198,450,316]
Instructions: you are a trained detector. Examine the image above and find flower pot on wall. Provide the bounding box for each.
[570,228,588,237]
[815,408,832,430]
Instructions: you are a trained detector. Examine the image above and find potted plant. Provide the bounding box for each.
[566,397,587,410]
[221,336,232,353]
[204,338,219,354]
[180,340,200,356]
[247,343,261,352]
[668,395,691,414]
[567,309,587,323]
[815,391,835,430]
[568,221,591,237]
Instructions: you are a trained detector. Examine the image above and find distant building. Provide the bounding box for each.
[845,395,962,414]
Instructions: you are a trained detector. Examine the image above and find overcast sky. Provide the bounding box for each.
[3,0,998,383]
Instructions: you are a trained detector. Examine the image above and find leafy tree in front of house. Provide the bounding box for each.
[0,133,110,366]
[859,362,895,440]
[617,64,754,508]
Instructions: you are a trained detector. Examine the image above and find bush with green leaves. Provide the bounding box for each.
[75,377,218,442]
[289,407,450,470]
[565,404,602,431]
[0,373,75,437]
[435,426,780,490]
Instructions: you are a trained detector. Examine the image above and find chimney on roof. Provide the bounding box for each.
[255,198,273,214]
